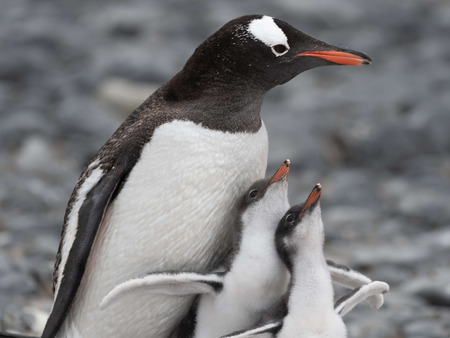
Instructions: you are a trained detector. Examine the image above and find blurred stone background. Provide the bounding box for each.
[0,0,449,337]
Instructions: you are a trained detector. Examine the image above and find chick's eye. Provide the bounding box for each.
[272,44,288,55]
[249,190,258,198]
[285,213,295,223]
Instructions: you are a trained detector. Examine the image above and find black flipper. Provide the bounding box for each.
[41,145,139,338]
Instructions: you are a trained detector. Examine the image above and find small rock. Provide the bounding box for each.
[416,289,450,307]
[97,78,159,117]
[15,136,55,175]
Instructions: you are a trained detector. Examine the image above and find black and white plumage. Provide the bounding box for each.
[223,184,389,338]
[101,160,292,338]
[101,166,386,338]
[36,15,371,338]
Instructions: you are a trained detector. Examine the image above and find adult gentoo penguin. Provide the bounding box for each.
[36,15,371,338]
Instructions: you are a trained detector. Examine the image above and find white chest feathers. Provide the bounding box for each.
[65,120,269,338]
[104,119,268,270]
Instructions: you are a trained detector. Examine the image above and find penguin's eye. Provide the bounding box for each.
[272,44,289,56]
[249,190,258,199]
[285,213,295,224]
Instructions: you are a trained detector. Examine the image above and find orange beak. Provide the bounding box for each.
[268,159,290,186]
[295,51,371,66]
[299,183,322,218]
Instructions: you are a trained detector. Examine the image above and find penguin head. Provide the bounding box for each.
[169,15,371,100]
[275,183,323,272]
[240,159,290,230]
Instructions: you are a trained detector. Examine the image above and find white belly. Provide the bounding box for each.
[62,120,268,338]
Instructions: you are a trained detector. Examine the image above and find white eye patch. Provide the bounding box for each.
[248,16,290,57]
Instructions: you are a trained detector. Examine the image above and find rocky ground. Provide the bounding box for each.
[1,0,449,337]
